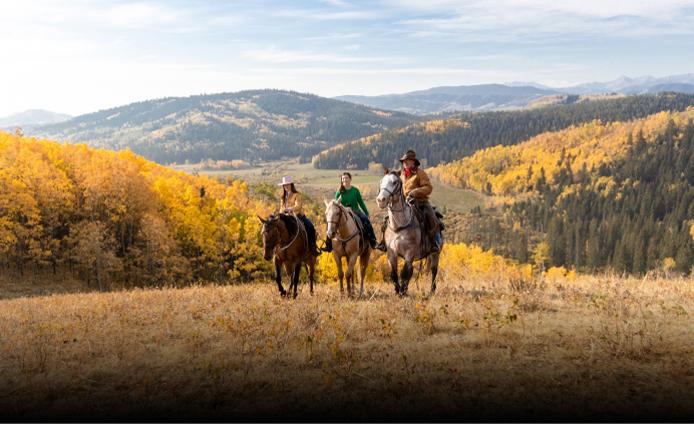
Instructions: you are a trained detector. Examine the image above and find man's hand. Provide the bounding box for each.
[406,193,415,204]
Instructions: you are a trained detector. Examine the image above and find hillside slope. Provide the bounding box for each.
[431,110,694,274]
[2,276,693,420]
[32,90,415,164]
[312,93,694,170]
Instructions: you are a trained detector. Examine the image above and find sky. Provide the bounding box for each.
[2,0,694,116]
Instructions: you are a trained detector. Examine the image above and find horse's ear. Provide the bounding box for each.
[395,169,402,177]
[323,197,330,208]
[383,167,390,175]
[257,215,267,224]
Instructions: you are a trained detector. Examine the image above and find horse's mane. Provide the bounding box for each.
[277,213,298,237]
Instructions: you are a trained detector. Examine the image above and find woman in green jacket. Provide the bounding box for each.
[323,172,377,252]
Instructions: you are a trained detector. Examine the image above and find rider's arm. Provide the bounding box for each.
[409,169,433,199]
[356,188,369,216]
[291,193,304,215]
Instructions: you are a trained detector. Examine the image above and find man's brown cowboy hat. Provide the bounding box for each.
[399,149,421,167]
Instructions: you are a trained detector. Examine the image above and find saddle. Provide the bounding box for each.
[346,209,366,252]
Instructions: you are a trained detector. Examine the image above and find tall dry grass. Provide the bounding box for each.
[0,271,693,420]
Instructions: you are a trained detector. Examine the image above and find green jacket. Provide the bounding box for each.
[335,186,369,216]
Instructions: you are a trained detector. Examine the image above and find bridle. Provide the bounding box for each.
[326,202,361,244]
[380,174,415,231]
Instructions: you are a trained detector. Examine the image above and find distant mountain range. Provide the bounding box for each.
[335,84,557,115]
[335,73,694,114]
[30,90,414,164]
[0,109,71,129]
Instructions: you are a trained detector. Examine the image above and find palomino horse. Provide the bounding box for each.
[324,199,371,297]
[376,171,443,296]
[259,213,317,298]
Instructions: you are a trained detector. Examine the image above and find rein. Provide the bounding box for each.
[276,214,307,253]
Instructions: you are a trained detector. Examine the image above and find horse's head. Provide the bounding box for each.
[258,214,281,260]
[323,199,343,239]
[376,169,402,209]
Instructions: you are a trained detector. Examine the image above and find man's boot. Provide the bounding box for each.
[369,234,378,249]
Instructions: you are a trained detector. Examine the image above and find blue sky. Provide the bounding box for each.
[2,0,694,116]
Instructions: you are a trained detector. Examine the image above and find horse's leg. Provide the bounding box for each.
[359,249,370,298]
[387,250,400,294]
[400,258,414,296]
[274,257,286,297]
[346,253,358,298]
[292,263,301,299]
[430,253,439,296]
[334,252,344,294]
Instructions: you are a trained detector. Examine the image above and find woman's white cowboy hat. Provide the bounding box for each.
[278,176,294,186]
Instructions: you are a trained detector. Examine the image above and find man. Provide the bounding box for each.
[376,149,441,254]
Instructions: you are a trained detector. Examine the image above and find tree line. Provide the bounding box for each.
[312,93,694,170]
[0,132,274,289]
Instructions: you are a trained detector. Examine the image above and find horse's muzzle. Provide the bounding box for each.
[376,196,387,209]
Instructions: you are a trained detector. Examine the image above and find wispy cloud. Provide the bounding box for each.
[242,46,399,64]
[390,0,694,40]
[273,8,381,20]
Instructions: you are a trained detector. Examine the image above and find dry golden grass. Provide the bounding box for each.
[1,272,693,420]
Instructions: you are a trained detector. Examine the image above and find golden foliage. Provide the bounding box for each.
[429,108,694,195]
[0,131,273,286]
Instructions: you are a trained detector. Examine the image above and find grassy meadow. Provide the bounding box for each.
[1,271,693,420]
[173,160,489,214]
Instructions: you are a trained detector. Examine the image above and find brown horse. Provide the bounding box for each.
[259,213,317,298]
[324,199,371,297]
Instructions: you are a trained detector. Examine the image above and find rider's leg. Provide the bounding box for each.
[300,215,321,255]
[322,236,333,252]
[355,211,377,249]
[420,201,440,254]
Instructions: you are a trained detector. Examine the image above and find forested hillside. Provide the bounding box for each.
[434,111,694,275]
[33,90,415,164]
[312,93,694,170]
[0,131,274,288]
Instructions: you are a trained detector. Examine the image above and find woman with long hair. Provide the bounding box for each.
[323,172,377,252]
[278,176,321,256]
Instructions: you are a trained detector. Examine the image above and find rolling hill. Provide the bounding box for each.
[312,93,694,170]
[31,90,416,165]
[0,109,71,129]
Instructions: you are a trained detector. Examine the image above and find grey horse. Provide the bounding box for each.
[376,170,442,296]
